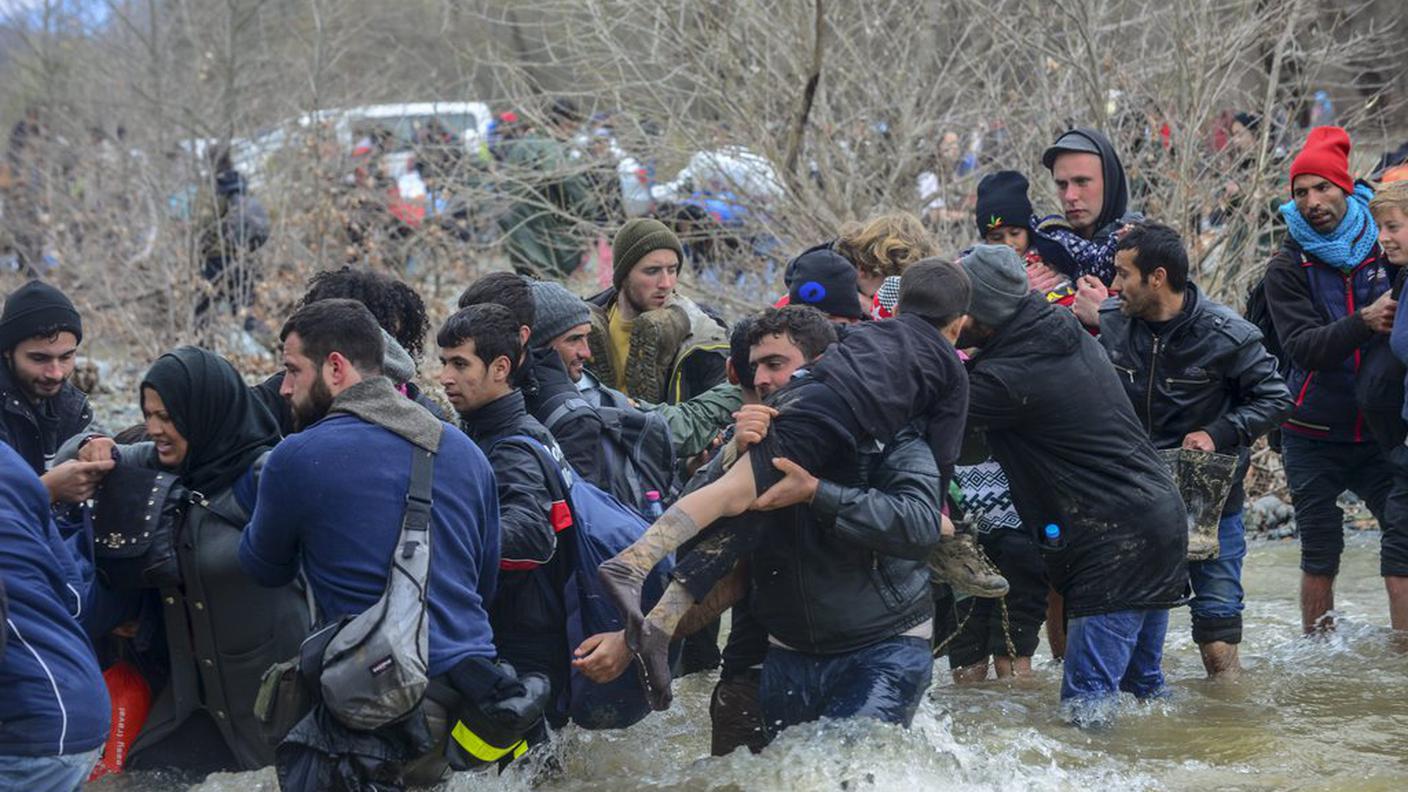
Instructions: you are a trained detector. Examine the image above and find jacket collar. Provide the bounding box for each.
[328,376,443,452]
[458,388,527,445]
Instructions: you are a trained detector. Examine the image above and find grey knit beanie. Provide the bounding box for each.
[612,218,683,291]
[960,244,1029,326]
[529,280,591,349]
[381,328,416,384]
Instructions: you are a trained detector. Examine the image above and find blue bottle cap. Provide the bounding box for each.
[1044,523,1060,539]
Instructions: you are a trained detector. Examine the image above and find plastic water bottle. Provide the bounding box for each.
[1041,523,1065,551]
[644,490,665,520]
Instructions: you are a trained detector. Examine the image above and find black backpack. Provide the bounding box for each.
[536,385,680,517]
[1244,274,1288,377]
[1244,273,1288,452]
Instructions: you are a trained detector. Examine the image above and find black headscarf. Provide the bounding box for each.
[140,346,281,495]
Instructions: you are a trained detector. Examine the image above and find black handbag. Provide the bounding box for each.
[90,464,189,590]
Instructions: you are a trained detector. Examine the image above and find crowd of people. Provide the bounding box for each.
[3,119,1408,792]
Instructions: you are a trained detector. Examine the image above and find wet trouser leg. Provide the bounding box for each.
[1061,609,1169,725]
[1187,511,1248,645]
[708,669,768,756]
[759,635,934,738]
[1282,433,1392,577]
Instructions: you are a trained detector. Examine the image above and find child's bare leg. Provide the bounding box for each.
[635,564,750,711]
[598,460,759,647]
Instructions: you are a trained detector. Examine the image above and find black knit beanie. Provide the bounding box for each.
[612,218,684,291]
[0,280,83,352]
[974,171,1035,238]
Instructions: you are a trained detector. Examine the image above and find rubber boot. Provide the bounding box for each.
[1159,449,1238,561]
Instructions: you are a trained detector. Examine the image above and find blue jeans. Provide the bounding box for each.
[1187,511,1247,644]
[0,749,101,792]
[759,635,933,737]
[1062,609,1169,726]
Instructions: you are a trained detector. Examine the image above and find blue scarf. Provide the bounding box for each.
[1279,183,1378,272]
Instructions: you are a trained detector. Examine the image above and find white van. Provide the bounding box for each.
[232,101,494,183]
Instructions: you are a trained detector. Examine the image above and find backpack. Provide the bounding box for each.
[300,444,436,732]
[538,385,680,517]
[493,434,676,730]
[1244,273,1288,376]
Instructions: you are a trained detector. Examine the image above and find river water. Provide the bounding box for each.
[91,533,1408,792]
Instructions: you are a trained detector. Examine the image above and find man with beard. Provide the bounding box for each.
[239,299,519,785]
[1262,126,1407,634]
[1093,223,1291,676]
[585,218,729,405]
[956,244,1187,726]
[0,281,113,505]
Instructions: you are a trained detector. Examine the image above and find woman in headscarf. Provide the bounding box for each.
[82,346,310,773]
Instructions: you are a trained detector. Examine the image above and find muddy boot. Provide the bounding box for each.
[625,305,690,403]
[1159,449,1238,562]
[635,619,675,711]
[929,533,1009,598]
[1198,641,1241,678]
[597,558,649,651]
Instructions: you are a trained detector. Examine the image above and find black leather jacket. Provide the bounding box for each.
[749,424,942,655]
[1097,285,1292,514]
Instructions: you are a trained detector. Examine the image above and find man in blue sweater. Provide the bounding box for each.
[0,442,109,791]
[238,298,506,783]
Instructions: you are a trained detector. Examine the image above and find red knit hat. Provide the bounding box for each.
[1290,126,1354,195]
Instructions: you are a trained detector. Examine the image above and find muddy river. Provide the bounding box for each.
[90,533,1408,792]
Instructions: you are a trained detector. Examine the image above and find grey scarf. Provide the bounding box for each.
[329,376,442,453]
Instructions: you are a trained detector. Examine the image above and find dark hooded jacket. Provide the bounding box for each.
[1034,127,1134,284]
[122,347,309,772]
[965,293,1188,617]
[811,313,969,490]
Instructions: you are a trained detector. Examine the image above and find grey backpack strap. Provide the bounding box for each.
[401,447,435,562]
[543,397,593,433]
[315,444,437,731]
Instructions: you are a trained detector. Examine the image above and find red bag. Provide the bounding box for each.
[87,661,152,781]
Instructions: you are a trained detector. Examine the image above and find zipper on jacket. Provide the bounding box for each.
[1143,335,1161,432]
[1344,270,1363,442]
